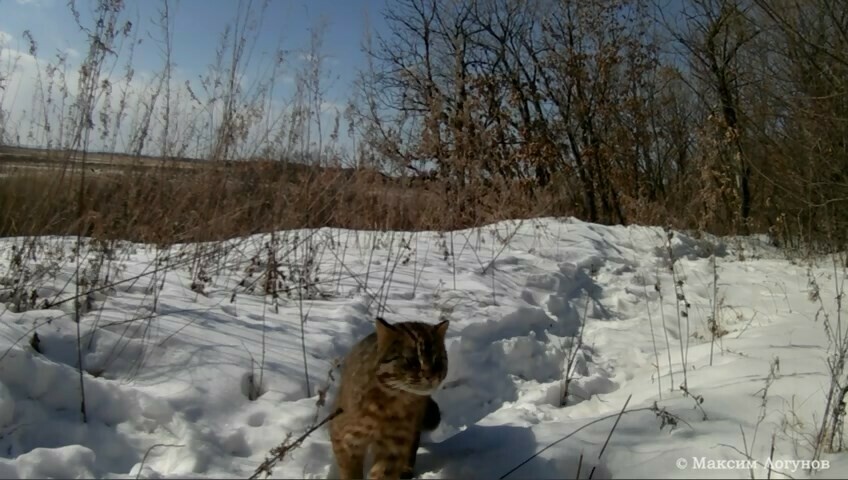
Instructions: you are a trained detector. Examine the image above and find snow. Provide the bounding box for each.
[0,217,845,478]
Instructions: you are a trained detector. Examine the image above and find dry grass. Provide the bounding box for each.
[0,155,566,244]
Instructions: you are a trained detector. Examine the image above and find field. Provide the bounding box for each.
[0,145,468,243]
[0,145,206,168]
[0,218,846,478]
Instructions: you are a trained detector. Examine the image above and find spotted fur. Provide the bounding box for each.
[330,317,449,480]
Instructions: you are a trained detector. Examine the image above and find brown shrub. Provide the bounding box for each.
[0,159,577,244]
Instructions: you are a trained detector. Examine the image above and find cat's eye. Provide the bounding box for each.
[405,356,419,369]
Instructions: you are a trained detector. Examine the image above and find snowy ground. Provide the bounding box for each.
[0,217,845,479]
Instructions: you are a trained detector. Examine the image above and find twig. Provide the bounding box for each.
[740,425,754,480]
[588,394,631,479]
[481,220,525,274]
[666,230,690,392]
[655,264,675,391]
[135,443,184,480]
[250,407,343,480]
[710,252,719,366]
[500,399,683,479]
[718,429,796,480]
[575,452,583,479]
[679,384,708,421]
[73,168,88,425]
[293,237,311,397]
[561,294,590,406]
[641,277,663,400]
[767,433,776,480]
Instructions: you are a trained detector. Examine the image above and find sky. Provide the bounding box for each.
[1,0,385,92]
[0,0,390,156]
[0,0,691,159]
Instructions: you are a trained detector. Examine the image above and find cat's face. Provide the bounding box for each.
[374,317,449,395]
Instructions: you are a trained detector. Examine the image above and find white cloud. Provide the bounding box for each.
[0,26,352,157]
[13,0,55,7]
[0,44,352,157]
[297,52,339,67]
[0,44,57,140]
[320,100,343,114]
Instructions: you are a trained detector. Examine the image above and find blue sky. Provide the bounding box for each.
[1,0,690,157]
[0,0,393,155]
[2,0,385,99]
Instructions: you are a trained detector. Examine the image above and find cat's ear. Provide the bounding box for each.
[434,319,449,338]
[375,317,397,347]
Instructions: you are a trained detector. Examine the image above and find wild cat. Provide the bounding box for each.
[329,317,449,479]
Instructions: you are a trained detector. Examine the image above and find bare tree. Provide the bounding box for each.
[360,0,669,225]
[661,0,761,231]
[751,0,848,249]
